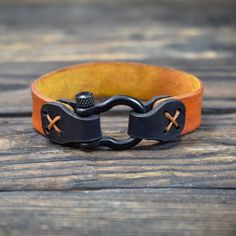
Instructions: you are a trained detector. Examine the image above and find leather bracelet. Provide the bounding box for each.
[31,62,204,150]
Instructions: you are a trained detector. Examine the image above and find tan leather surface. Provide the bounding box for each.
[31,62,204,136]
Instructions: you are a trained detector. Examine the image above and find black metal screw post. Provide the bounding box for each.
[75,91,95,109]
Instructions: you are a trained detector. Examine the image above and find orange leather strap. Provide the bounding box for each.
[31,62,204,136]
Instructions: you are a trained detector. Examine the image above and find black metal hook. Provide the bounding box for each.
[58,92,170,150]
[75,95,146,116]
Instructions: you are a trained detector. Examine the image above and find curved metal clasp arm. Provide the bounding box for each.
[75,95,146,116]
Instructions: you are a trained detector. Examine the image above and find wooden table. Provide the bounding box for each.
[0,0,236,235]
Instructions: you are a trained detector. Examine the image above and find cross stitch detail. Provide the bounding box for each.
[46,114,62,134]
[164,110,180,132]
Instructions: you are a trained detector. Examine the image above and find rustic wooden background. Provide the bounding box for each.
[0,0,236,235]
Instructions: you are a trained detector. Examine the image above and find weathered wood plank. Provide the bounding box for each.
[0,110,235,190]
[0,0,235,235]
[0,0,234,191]
[0,0,235,112]
[0,189,235,236]
[0,0,236,236]
[0,2,235,64]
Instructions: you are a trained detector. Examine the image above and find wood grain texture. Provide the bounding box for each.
[0,111,235,190]
[0,0,236,235]
[0,189,235,236]
[0,0,235,112]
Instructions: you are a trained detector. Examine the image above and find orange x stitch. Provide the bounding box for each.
[46,114,62,134]
[164,110,180,132]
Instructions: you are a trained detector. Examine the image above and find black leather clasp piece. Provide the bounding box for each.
[128,99,186,142]
[41,102,102,144]
[41,93,186,150]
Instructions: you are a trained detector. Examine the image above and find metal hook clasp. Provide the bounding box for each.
[43,91,186,150]
[58,92,169,150]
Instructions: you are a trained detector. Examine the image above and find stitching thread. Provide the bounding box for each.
[164,110,180,132]
[46,114,62,134]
